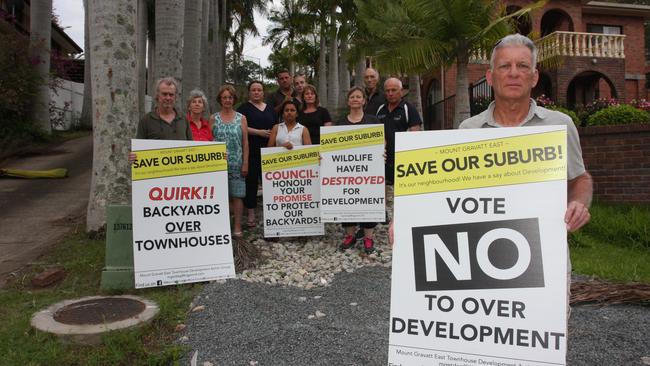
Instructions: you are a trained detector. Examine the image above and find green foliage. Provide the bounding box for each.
[0,33,45,147]
[569,201,650,282]
[533,95,580,125]
[354,0,544,74]
[586,104,650,126]
[546,105,580,126]
[0,229,202,365]
[226,52,263,86]
[579,202,650,250]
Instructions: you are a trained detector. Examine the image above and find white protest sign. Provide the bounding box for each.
[261,145,323,237]
[319,124,385,222]
[389,126,569,365]
[131,139,235,288]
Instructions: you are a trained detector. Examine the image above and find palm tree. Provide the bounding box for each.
[29,0,52,134]
[326,2,339,113]
[200,0,210,95]
[146,0,156,98]
[264,0,311,77]
[137,0,148,116]
[86,0,139,232]
[355,0,542,127]
[304,0,331,106]
[80,0,92,128]
[230,1,267,86]
[215,0,229,94]
[154,0,184,103]
[182,0,202,105]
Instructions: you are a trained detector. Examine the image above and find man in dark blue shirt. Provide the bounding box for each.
[376,77,422,185]
[364,67,386,115]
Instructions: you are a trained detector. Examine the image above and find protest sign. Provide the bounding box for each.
[131,139,235,289]
[319,124,385,222]
[389,126,569,365]
[261,145,323,237]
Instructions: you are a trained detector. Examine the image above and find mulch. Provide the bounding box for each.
[570,280,650,305]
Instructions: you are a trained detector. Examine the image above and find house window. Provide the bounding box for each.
[587,24,622,35]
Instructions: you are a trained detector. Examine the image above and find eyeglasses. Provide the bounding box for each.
[221,95,234,100]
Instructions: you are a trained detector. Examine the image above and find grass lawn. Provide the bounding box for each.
[0,226,202,366]
[570,201,650,283]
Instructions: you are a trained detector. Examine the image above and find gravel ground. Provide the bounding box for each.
[180,227,649,366]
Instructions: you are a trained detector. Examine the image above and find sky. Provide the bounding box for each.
[52,0,274,67]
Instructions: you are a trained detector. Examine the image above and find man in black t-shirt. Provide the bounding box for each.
[376,77,422,185]
[265,70,301,119]
[364,68,386,116]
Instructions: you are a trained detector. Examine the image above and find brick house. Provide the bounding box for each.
[0,0,83,81]
[422,0,650,130]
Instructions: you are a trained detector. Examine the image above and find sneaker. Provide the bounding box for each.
[339,234,356,251]
[363,237,376,254]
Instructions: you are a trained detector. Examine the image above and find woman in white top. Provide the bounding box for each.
[268,100,312,149]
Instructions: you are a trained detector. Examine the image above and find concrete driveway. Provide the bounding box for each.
[0,135,92,283]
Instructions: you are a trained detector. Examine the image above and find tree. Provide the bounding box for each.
[304,0,330,104]
[154,0,184,104]
[86,0,139,232]
[227,52,262,84]
[337,0,357,105]
[355,0,541,127]
[136,0,148,116]
[200,0,210,96]
[182,0,202,105]
[80,0,92,129]
[230,0,267,86]
[264,0,312,76]
[326,3,339,113]
[215,0,228,94]
[30,0,52,134]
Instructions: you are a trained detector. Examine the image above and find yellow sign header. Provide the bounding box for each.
[320,125,384,153]
[261,146,320,172]
[394,130,567,196]
[132,144,227,181]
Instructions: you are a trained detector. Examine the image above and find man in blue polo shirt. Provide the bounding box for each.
[376,77,422,185]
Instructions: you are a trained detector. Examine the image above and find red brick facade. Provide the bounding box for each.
[579,124,650,203]
[422,0,650,125]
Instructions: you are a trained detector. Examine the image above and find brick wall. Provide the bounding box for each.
[579,123,650,203]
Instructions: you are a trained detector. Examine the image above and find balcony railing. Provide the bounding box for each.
[470,31,626,64]
[537,31,626,61]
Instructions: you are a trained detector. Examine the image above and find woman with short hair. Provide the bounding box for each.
[211,85,249,237]
[186,89,213,141]
[337,86,381,254]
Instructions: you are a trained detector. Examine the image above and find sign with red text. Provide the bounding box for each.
[131,139,235,289]
[389,126,569,365]
[319,124,385,222]
[261,145,323,237]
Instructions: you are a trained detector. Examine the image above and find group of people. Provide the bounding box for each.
[135,33,593,257]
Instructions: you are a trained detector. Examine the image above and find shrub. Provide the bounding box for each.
[587,104,650,126]
[576,98,620,124]
[534,94,554,107]
[546,105,580,126]
[0,32,46,156]
[630,99,650,112]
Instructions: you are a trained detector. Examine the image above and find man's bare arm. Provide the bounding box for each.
[565,171,593,232]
